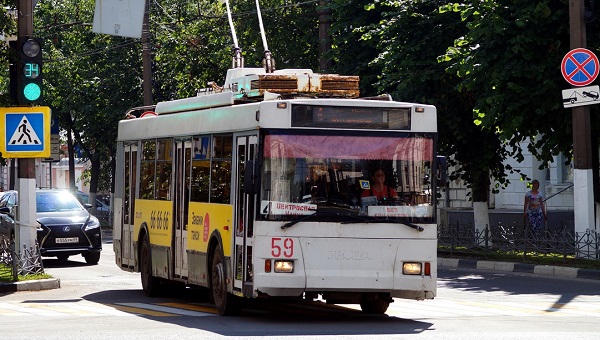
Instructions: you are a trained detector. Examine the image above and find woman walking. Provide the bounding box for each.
[523,179,547,234]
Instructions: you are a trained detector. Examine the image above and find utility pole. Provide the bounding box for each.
[569,0,596,246]
[318,1,331,72]
[16,0,38,266]
[142,1,153,106]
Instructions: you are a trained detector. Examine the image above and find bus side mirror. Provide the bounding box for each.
[436,156,447,187]
[244,160,260,194]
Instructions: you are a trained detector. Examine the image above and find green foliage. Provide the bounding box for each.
[3,0,593,206]
[0,1,17,106]
[441,0,581,166]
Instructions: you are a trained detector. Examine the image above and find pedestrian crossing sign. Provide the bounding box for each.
[0,106,51,158]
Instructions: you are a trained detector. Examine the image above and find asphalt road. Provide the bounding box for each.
[1,236,600,339]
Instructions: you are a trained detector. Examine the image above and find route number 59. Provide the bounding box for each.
[271,237,293,258]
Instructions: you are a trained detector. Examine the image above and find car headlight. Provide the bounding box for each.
[85,216,101,231]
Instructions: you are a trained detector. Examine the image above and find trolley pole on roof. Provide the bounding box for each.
[569,0,597,245]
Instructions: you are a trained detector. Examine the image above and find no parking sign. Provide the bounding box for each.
[562,48,600,86]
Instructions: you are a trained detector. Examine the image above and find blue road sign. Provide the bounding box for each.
[5,113,45,152]
[0,106,51,158]
[561,48,600,86]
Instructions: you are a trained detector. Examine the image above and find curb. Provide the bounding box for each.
[439,257,600,280]
[0,278,60,293]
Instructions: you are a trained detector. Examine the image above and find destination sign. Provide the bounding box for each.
[291,105,411,130]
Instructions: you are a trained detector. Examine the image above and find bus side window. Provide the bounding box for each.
[191,160,210,202]
[140,140,156,200]
[191,136,211,202]
[155,139,172,200]
[211,135,233,203]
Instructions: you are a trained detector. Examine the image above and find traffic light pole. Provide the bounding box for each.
[16,0,38,265]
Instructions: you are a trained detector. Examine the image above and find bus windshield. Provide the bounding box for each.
[259,133,435,223]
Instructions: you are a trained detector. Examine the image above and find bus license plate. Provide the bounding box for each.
[55,237,79,244]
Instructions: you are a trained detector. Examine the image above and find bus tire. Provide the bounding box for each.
[141,234,161,297]
[211,245,240,315]
[360,299,390,314]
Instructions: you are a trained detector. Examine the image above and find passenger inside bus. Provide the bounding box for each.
[361,167,399,204]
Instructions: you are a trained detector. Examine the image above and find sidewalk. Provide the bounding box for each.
[439,257,600,280]
[0,277,60,293]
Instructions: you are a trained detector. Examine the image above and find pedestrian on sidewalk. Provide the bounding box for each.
[523,179,547,234]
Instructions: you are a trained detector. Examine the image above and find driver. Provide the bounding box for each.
[361,168,399,201]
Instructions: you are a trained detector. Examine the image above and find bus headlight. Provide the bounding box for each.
[274,260,294,273]
[402,262,422,275]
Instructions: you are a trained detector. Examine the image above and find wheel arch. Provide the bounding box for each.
[207,229,225,289]
[136,222,150,272]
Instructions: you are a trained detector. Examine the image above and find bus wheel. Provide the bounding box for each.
[211,245,240,315]
[141,234,161,297]
[360,299,390,315]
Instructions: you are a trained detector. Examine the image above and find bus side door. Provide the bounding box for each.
[173,138,192,278]
[233,134,258,297]
[118,142,137,270]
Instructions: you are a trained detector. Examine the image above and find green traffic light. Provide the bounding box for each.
[23,82,41,101]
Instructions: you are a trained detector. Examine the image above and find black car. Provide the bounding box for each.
[0,190,18,217]
[0,189,102,264]
[0,207,15,240]
[36,190,102,264]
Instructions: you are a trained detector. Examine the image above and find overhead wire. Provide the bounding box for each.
[43,0,320,62]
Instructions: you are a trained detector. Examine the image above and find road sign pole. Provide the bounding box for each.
[16,0,38,269]
[569,0,597,248]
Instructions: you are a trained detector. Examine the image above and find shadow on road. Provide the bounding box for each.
[82,288,434,337]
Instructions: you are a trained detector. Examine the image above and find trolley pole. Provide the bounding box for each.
[569,0,596,241]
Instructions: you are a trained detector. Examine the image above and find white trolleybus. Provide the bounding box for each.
[113,67,439,315]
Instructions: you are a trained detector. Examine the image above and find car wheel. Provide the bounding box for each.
[211,244,240,315]
[84,251,100,265]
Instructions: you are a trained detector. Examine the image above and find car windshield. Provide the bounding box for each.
[36,192,84,213]
[259,133,435,223]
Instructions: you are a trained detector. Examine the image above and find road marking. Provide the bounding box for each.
[158,302,217,314]
[113,302,216,317]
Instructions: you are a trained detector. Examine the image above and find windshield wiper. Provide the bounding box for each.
[281,212,317,229]
[280,208,360,230]
[342,218,424,232]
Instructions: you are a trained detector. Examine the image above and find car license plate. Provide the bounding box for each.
[55,237,79,244]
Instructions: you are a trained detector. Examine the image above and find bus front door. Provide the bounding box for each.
[233,134,258,297]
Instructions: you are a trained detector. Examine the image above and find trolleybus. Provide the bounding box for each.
[113,67,439,315]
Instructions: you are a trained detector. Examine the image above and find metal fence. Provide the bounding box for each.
[0,236,44,282]
[438,223,600,260]
[92,209,113,227]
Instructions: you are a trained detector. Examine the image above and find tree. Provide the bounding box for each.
[0,2,17,107]
[36,0,143,199]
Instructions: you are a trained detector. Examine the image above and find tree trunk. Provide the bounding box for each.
[471,167,490,244]
[67,126,76,191]
[88,153,101,213]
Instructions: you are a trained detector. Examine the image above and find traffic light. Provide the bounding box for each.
[10,37,43,105]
